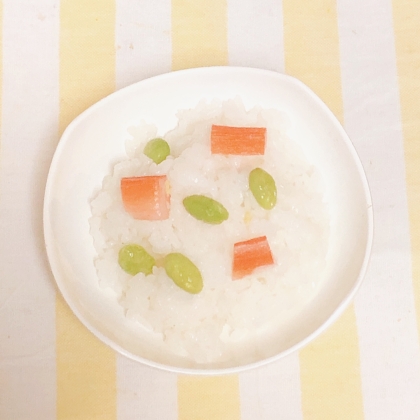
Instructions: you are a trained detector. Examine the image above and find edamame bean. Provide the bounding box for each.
[164,253,203,294]
[144,137,170,164]
[249,167,277,210]
[118,244,156,276]
[183,195,229,224]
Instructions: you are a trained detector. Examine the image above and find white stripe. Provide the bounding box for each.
[337,0,420,418]
[228,5,302,419]
[115,0,172,90]
[239,355,302,420]
[115,3,177,419]
[117,358,178,420]
[227,0,284,72]
[0,1,58,419]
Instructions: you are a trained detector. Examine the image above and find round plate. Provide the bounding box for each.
[43,67,373,374]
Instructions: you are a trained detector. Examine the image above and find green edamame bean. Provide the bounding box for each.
[144,137,170,164]
[164,253,203,294]
[118,244,156,276]
[249,167,277,210]
[183,195,229,224]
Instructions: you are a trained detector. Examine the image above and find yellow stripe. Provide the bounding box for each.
[283,1,364,419]
[283,0,343,119]
[178,376,241,420]
[56,298,116,419]
[171,0,228,70]
[57,1,116,419]
[299,308,364,419]
[172,2,240,419]
[59,0,116,132]
[392,0,420,343]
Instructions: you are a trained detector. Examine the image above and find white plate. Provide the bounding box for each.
[43,67,373,374]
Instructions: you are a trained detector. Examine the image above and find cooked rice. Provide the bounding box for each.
[89,98,329,363]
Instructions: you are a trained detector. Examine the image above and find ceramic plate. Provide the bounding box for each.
[43,67,373,374]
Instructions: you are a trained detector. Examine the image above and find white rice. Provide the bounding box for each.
[89,98,330,363]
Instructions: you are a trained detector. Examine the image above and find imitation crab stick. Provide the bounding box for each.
[232,236,274,279]
[120,175,170,220]
[211,125,267,155]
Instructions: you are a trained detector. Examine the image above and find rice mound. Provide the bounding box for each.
[89,98,330,363]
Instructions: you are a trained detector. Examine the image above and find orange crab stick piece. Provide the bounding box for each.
[121,175,170,220]
[211,125,267,155]
[232,236,274,279]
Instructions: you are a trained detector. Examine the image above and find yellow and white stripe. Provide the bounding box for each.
[170,2,242,418]
[239,358,303,419]
[178,376,240,420]
[1,0,420,418]
[283,1,365,418]
[227,0,284,72]
[0,1,58,419]
[338,0,420,417]
[117,360,177,420]
[114,3,177,419]
[171,0,228,70]
[115,0,171,90]
[57,1,117,419]
[227,2,303,418]
[393,0,420,345]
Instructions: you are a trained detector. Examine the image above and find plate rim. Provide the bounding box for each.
[43,66,374,375]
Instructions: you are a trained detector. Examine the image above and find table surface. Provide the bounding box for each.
[1,0,420,419]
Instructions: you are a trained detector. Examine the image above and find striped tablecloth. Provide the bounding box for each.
[1,0,420,419]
